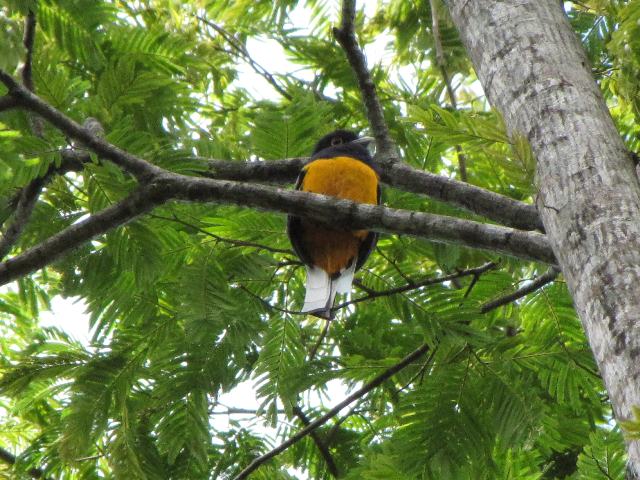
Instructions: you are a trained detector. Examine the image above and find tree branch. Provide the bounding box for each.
[0,172,555,286]
[164,174,555,263]
[203,157,543,231]
[292,406,340,477]
[0,182,166,286]
[480,267,560,313]
[333,0,397,162]
[21,11,36,92]
[0,71,162,181]
[0,445,50,479]
[20,10,44,137]
[0,149,89,261]
[232,343,431,480]
[2,66,542,232]
[0,95,20,111]
[202,157,305,184]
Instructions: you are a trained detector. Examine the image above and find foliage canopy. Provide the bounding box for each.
[0,0,638,479]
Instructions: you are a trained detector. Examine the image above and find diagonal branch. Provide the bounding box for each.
[0,96,19,111]
[333,0,396,161]
[232,343,431,480]
[480,267,560,313]
[292,405,340,477]
[331,2,542,230]
[0,182,166,286]
[0,71,162,181]
[0,445,50,479]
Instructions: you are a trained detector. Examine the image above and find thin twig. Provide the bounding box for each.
[480,267,560,313]
[292,405,340,477]
[333,261,496,311]
[151,213,294,255]
[232,343,431,480]
[209,407,285,415]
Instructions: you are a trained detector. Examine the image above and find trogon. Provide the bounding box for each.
[287,130,380,319]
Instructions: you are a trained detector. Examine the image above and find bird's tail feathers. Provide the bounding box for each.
[334,261,356,295]
[302,261,357,319]
[302,266,332,317]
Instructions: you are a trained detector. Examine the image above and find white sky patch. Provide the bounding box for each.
[39,295,92,345]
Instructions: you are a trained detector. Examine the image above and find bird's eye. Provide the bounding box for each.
[330,137,343,146]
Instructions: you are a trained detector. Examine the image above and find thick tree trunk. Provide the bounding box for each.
[448,0,640,474]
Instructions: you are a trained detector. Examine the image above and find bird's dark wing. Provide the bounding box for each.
[355,183,381,271]
[286,167,314,266]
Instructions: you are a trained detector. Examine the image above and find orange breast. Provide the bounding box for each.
[300,156,378,275]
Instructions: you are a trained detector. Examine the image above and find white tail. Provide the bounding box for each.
[302,262,356,319]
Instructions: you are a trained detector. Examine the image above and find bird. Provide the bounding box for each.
[287,129,380,319]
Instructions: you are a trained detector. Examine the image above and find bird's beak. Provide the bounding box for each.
[351,136,375,154]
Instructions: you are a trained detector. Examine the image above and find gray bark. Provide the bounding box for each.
[448,0,640,472]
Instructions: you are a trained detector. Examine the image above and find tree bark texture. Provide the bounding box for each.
[449,0,640,473]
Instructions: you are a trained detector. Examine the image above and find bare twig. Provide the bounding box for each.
[292,405,340,477]
[209,407,285,415]
[333,261,497,311]
[333,0,397,162]
[480,267,560,313]
[232,343,431,480]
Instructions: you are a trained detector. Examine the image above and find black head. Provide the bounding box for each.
[312,130,360,154]
[311,129,375,167]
